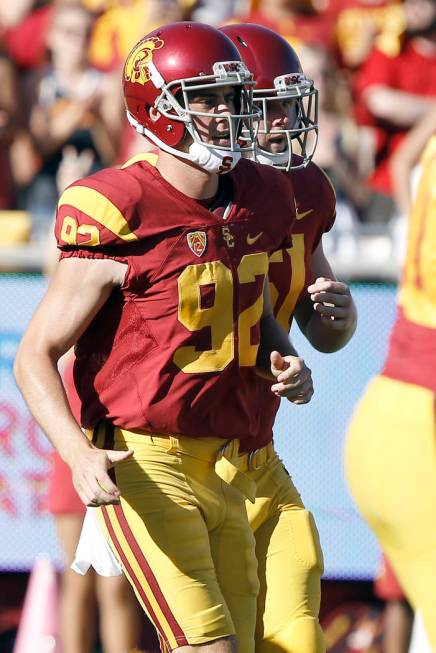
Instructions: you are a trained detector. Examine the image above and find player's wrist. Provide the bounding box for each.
[59,430,94,468]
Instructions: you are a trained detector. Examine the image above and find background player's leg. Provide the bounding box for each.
[55,513,98,653]
[247,455,325,653]
[174,636,237,653]
[95,574,142,653]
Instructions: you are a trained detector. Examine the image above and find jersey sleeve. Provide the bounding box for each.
[312,166,336,251]
[262,165,295,252]
[55,167,141,261]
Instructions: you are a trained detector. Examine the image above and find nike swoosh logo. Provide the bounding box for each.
[296,208,314,220]
[247,232,263,245]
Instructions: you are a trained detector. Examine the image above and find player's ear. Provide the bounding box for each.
[149,107,161,123]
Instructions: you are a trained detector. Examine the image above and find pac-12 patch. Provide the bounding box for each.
[187,231,207,257]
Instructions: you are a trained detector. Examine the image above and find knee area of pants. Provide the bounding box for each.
[262,617,325,653]
[285,510,324,574]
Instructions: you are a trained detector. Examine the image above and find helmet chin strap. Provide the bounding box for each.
[188,141,241,174]
[126,111,241,175]
[254,148,291,169]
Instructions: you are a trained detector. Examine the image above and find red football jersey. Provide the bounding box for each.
[55,158,294,443]
[382,137,436,392]
[241,159,336,452]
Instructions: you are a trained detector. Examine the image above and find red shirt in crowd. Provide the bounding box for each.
[354,40,436,194]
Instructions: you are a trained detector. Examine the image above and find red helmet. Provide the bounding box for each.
[220,23,318,170]
[123,22,259,172]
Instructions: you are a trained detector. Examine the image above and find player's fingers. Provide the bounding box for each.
[96,473,120,497]
[275,356,305,382]
[86,482,121,506]
[320,314,351,329]
[314,304,349,319]
[307,279,349,294]
[284,378,314,403]
[310,291,351,307]
[276,361,311,385]
[106,449,134,466]
[271,371,312,395]
[270,350,286,377]
[75,470,121,506]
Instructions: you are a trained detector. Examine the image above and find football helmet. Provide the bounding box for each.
[123,22,259,173]
[221,23,318,170]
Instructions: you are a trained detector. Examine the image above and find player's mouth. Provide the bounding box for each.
[267,133,287,152]
[212,132,231,145]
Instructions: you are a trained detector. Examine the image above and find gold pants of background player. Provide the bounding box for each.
[346,375,436,651]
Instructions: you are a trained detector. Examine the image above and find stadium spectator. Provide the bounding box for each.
[0,0,53,71]
[87,0,184,72]
[345,108,436,651]
[87,0,185,162]
[328,0,405,71]
[25,3,122,240]
[226,0,337,55]
[191,0,240,25]
[0,49,20,210]
[353,0,436,225]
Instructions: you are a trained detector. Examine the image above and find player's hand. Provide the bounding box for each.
[270,351,313,404]
[307,277,355,330]
[70,446,133,507]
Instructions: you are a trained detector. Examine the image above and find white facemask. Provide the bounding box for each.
[126,111,241,175]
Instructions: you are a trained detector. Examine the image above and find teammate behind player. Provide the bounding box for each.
[15,22,314,653]
[221,24,358,653]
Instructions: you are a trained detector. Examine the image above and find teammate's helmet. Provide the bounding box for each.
[123,22,259,173]
[220,23,318,170]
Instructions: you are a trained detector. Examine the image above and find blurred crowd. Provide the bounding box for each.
[1,0,436,271]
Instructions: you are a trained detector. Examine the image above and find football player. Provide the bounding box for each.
[15,22,314,653]
[346,119,436,649]
[221,23,358,653]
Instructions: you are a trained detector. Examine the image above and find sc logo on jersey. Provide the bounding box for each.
[124,37,164,85]
[222,226,235,248]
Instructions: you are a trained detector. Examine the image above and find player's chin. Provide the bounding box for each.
[268,136,287,153]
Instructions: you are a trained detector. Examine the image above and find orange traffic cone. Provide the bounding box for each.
[13,555,60,653]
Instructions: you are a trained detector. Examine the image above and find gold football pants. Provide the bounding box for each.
[91,424,324,653]
[346,375,436,651]
[92,424,259,653]
[245,446,325,653]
